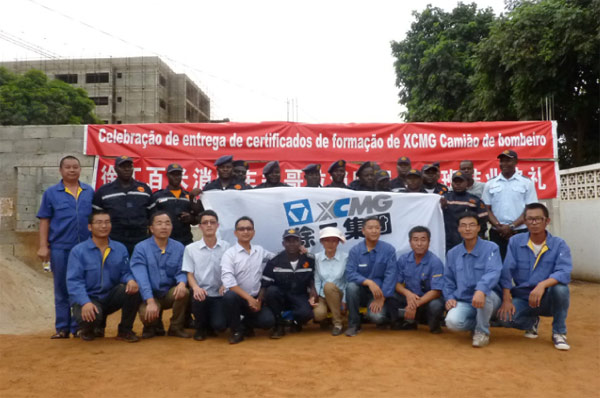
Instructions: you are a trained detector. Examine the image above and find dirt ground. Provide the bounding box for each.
[0,281,598,398]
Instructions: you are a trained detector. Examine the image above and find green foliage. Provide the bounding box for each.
[392,0,600,167]
[0,67,102,125]
[391,3,496,122]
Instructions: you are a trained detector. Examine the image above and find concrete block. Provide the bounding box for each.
[72,126,87,139]
[0,126,23,140]
[14,140,42,153]
[65,139,86,153]
[0,141,13,153]
[22,126,50,139]
[16,220,38,231]
[48,125,75,138]
[40,139,70,153]
[0,244,15,256]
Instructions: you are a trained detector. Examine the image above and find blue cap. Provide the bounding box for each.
[215,155,234,166]
[167,163,183,173]
[397,156,410,164]
[263,161,280,175]
[302,164,321,173]
[357,161,375,176]
[328,160,346,174]
[115,155,133,166]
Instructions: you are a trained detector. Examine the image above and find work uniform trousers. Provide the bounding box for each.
[72,284,141,334]
[191,296,227,333]
[386,293,444,331]
[346,283,389,328]
[138,286,189,331]
[51,248,78,334]
[313,282,344,327]
[264,285,314,325]
[222,291,275,334]
[445,291,501,335]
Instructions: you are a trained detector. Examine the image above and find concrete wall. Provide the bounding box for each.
[0,125,93,264]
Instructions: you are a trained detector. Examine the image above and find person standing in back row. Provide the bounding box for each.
[37,155,94,339]
[93,156,152,256]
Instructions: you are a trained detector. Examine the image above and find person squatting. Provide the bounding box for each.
[38,151,572,350]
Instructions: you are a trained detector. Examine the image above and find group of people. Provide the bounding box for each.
[37,149,572,350]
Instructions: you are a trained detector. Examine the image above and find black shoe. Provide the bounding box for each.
[168,328,191,338]
[50,330,70,339]
[229,332,244,344]
[93,328,105,338]
[270,325,286,339]
[430,325,442,334]
[243,327,255,338]
[116,330,140,343]
[398,321,418,330]
[142,326,157,339]
[80,329,95,341]
[331,325,344,336]
[193,329,207,341]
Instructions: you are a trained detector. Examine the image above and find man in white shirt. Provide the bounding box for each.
[221,216,276,344]
[182,210,230,341]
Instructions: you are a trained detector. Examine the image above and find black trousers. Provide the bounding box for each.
[72,284,141,334]
[222,291,275,334]
[264,285,313,325]
[386,293,444,330]
[191,296,227,332]
[489,228,527,260]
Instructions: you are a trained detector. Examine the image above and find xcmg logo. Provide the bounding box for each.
[283,195,393,226]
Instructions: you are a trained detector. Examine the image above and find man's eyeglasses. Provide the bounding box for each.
[525,216,546,224]
[236,226,254,232]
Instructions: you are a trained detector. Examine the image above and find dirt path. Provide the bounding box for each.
[1,281,598,398]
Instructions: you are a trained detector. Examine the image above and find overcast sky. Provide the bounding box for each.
[1,0,507,123]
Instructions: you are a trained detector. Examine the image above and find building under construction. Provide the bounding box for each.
[0,56,210,124]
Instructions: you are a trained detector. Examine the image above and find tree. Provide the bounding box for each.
[390,3,496,122]
[0,67,102,125]
[470,0,599,167]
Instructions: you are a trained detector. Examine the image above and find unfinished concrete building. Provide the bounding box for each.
[0,56,210,124]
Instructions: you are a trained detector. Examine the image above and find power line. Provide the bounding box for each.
[0,30,61,59]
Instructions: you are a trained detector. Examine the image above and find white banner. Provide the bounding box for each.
[202,188,445,261]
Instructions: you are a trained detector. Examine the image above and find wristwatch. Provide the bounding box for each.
[509,223,516,230]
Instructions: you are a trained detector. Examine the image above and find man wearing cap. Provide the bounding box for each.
[345,216,397,336]
[375,170,391,192]
[302,164,322,187]
[459,160,485,198]
[390,156,411,191]
[37,155,94,339]
[255,161,291,188]
[149,163,202,246]
[396,169,427,193]
[93,156,152,256]
[497,203,572,350]
[444,212,502,348]
[348,162,376,191]
[313,227,348,336]
[422,164,449,195]
[182,210,230,341]
[67,210,141,342]
[232,160,251,187]
[482,149,538,260]
[442,171,488,251]
[262,228,317,339]
[325,160,349,189]
[203,155,252,191]
[387,226,444,333]
[221,216,276,344]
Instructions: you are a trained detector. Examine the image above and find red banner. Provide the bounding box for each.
[85,121,556,162]
[93,157,557,199]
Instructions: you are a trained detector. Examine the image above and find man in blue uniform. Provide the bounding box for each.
[325,160,348,189]
[444,212,502,348]
[345,216,397,336]
[149,163,201,246]
[390,156,411,191]
[375,170,391,192]
[396,169,427,193]
[130,211,190,339]
[66,211,141,342]
[232,160,251,187]
[203,155,252,191]
[92,156,152,256]
[387,226,444,333]
[348,161,376,191]
[262,229,317,339]
[37,155,94,339]
[497,203,572,350]
[482,149,538,260]
[442,171,488,251]
[302,164,322,187]
[255,161,291,188]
